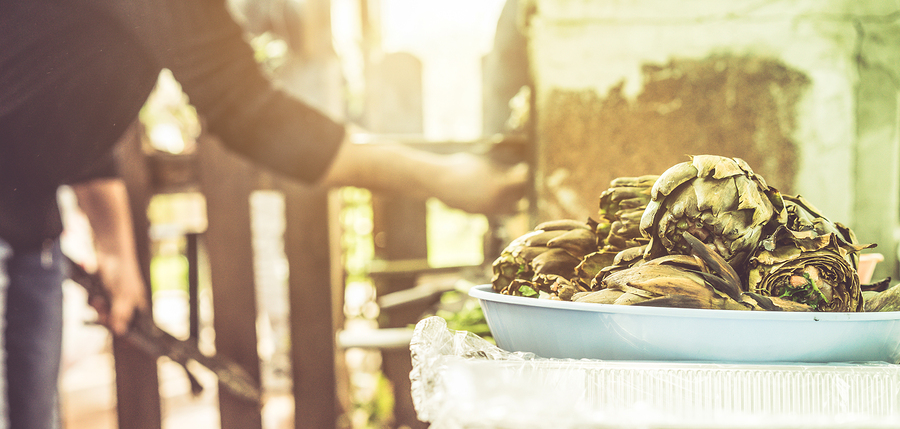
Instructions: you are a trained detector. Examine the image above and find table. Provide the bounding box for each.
[410,316,900,428]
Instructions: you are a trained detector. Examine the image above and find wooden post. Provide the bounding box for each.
[371,198,428,429]
[113,122,163,429]
[364,52,430,429]
[280,179,338,429]
[196,133,263,429]
[264,0,346,426]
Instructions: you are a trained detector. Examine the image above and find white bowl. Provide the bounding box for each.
[470,284,900,363]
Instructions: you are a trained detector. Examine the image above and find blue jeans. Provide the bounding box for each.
[0,238,63,429]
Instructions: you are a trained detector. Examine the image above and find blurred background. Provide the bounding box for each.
[56,0,900,428]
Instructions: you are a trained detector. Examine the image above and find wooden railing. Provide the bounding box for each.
[110,118,527,429]
[112,118,341,428]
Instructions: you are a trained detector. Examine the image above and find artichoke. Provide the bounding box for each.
[779,194,867,269]
[597,175,657,251]
[747,195,874,312]
[576,232,809,311]
[571,175,658,288]
[488,155,879,314]
[640,155,782,275]
[576,253,749,309]
[589,245,647,287]
[490,219,599,298]
[865,283,900,312]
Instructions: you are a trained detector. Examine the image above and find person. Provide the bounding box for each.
[0,1,528,428]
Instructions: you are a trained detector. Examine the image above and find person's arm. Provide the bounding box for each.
[320,132,529,215]
[114,1,528,213]
[70,178,148,335]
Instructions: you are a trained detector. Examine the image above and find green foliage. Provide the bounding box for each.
[249,32,289,74]
[517,285,537,297]
[339,187,375,284]
[435,290,493,342]
[775,273,827,310]
[150,254,189,294]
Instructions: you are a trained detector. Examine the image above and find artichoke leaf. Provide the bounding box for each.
[511,246,545,262]
[613,292,649,305]
[633,294,748,311]
[735,174,768,214]
[646,254,705,270]
[533,219,592,231]
[682,231,743,301]
[576,251,617,282]
[640,200,663,234]
[692,154,744,179]
[753,243,802,266]
[865,283,900,312]
[573,289,624,304]
[618,197,651,210]
[617,208,645,223]
[610,175,660,188]
[625,275,717,301]
[652,162,697,199]
[547,227,599,258]
[693,176,737,216]
[523,229,568,247]
[531,248,580,277]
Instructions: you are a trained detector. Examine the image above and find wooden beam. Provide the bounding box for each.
[281,180,337,429]
[196,133,263,429]
[113,122,163,429]
[364,51,430,429]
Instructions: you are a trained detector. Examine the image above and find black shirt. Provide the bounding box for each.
[0,0,345,250]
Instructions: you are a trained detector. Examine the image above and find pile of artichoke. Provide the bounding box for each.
[492,155,891,312]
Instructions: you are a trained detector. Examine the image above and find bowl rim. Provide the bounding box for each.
[470,284,900,322]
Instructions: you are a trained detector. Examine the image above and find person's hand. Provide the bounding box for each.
[321,129,529,215]
[71,178,149,336]
[92,254,149,336]
[434,153,528,215]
